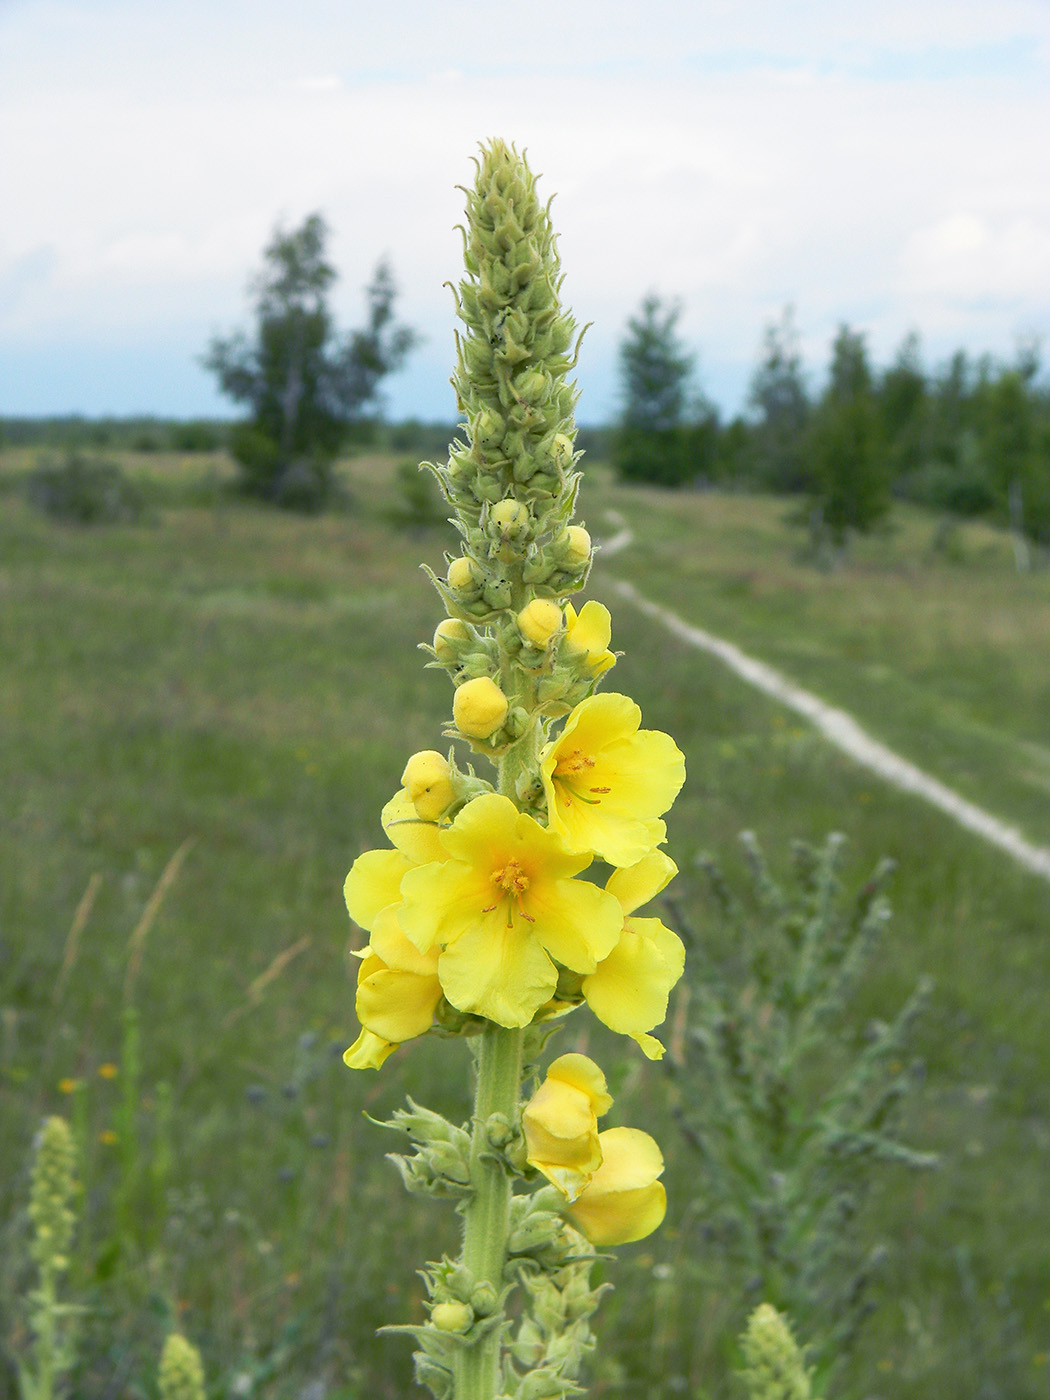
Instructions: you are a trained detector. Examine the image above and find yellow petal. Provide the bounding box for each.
[526,876,623,973]
[343,1030,397,1071]
[381,790,447,864]
[356,966,442,1043]
[566,1126,667,1246]
[437,915,558,1027]
[369,904,441,977]
[582,918,684,1036]
[606,851,678,916]
[344,849,412,931]
[631,1033,665,1060]
[398,858,494,954]
[546,1053,614,1116]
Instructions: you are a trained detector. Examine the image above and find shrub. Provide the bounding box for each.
[24,452,149,525]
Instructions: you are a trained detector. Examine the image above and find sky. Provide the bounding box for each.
[2,0,1050,425]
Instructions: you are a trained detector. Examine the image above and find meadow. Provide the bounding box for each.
[1,446,1049,1399]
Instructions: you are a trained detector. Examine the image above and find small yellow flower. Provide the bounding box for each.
[401,750,455,821]
[583,851,685,1059]
[398,793,622,1028]
[57,1078,79,1095]
[523,1053,613,1200]
[563,600,616,676]
[98,1129,118,1146]
[98,1063,119,1079]
[453,677,509,739]
[517,598,563,648]
[566,1126,666,1246]
[540,693,686,867]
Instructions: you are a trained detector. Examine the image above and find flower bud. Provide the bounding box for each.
[431,1301,474,1333]
[557,525,591,570]
[401,750,455,821]
[470,1281,499,1316]
[517,598,563,648]
[447,556,479,595]
[432,617,472,665]
[488,499,531,541]
[453,677,509,739]
[473,408,505,452]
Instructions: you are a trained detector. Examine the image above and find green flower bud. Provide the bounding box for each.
[431,1301,474,1334]
[470,1281,499,1317]
[481,576,514,610]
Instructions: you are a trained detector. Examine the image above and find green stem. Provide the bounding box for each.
[455,1022,525,1400]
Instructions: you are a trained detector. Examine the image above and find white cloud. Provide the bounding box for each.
[1,0,1049,416]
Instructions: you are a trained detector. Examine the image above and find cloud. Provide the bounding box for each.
[1,0,1049,415]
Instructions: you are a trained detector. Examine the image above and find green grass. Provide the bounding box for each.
[1,450,1049,1398]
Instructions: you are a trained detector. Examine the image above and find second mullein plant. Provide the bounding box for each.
[343,141,686,1400]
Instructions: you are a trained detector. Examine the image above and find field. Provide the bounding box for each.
[2,447,1049,1399]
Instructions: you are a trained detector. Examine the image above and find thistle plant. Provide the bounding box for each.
[17,1117,80,1400]
[341,140,686,1400]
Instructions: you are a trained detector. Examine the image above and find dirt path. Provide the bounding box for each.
[597,515,1050,884]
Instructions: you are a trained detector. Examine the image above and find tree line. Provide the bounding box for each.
[615,298,1050,556]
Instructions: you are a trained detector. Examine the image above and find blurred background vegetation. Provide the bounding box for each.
[1,434,1048,1397]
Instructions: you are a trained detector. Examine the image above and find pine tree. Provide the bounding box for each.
[613,294,699,486]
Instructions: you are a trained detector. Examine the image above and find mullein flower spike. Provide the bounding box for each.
[158,1334,206,1400]
[342,140,686,1400]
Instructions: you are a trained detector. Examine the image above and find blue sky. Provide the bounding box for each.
[2,0,1049,423]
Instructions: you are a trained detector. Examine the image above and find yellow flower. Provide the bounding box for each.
[353,905,443,1047]
[98,1062,119,1079]
[566,1127,667,1246]
[398,793,622,1028]
[453,677,509,739]
[563,600,616,676]
[401,750,455,821]
[583,851,685,1059]
[342,791,449,1069]
[540,693,686,867]
[523,1053,613,1201]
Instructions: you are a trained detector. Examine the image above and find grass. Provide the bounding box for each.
[1,448,1049,1398]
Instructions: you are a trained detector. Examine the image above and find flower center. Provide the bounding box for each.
[484,860,535,926]
[553,748,611,808]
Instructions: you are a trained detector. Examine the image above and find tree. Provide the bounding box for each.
[205,213,417,509]
[747,305,811,492]
[613,294,700,487]
[805,325,890,556]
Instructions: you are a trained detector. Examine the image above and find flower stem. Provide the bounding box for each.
[455,1022,525,1400]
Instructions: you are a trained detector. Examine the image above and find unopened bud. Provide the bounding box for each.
[431,1301,474,1334]
[517,598,563,648]
[401,751,455,821]
[488,499,531,541]
[447,556,479,595]
[453,677,509,739]
[433,617,472,664]
[558,526,591,569]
